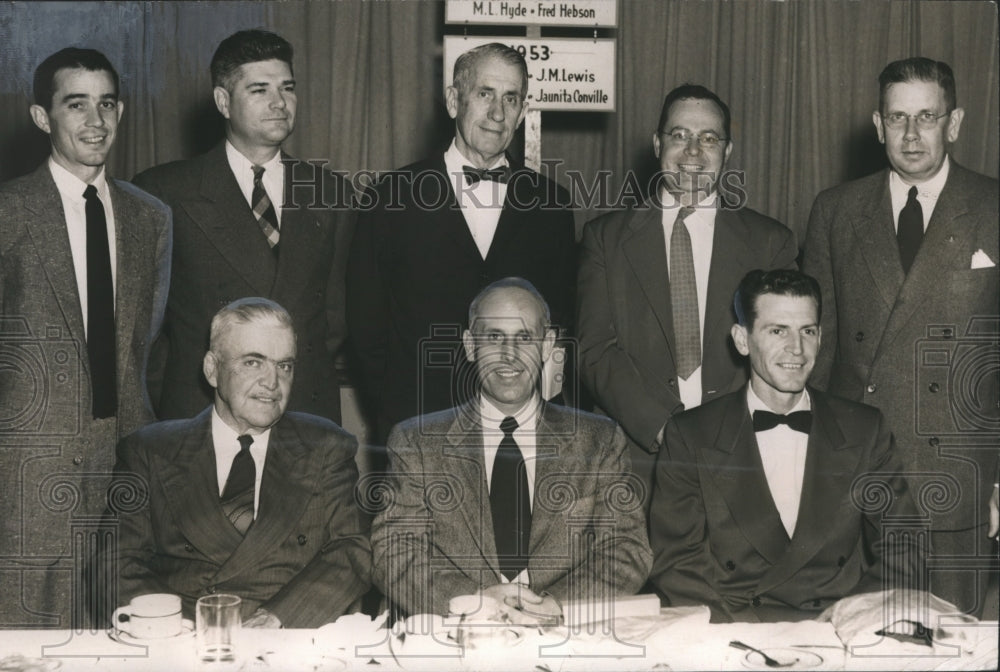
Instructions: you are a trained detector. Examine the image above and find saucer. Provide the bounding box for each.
[109,618,195,646]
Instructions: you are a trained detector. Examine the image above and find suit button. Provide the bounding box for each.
[812,599,822,608]
[297,535,307,546]
[311,392,319,401]
[206,585,216,594]
[928,382,940,393]
[306,344,313,354]
[837,556,847,567]
[854,331,864,342]
[866,384,877,394]
[72,456,83,466]
[929,437,940,447]
[751,596,761,607]
[725,560,736,571]
[185,544,194,552]
[668,379,676,387]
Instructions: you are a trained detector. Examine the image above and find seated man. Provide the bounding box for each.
[109,298,371,628]
[649,269,918,622]
[372,278,651,621]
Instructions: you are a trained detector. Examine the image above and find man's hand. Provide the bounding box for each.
[479,584,562,626]
[243,607,282,629]
[988,485,999,539]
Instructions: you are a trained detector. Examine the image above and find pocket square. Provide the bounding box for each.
[971,249,996,269]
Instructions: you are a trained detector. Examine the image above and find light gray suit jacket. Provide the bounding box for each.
[0,162,171,627]
[371,401,652,617]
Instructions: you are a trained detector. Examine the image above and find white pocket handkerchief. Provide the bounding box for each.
[971,249,996,269]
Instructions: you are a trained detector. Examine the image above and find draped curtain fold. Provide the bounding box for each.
[1,0,996,243]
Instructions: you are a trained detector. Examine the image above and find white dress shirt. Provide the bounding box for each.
[48,158,117,336]
[889,156,949,232]
[212,408,270,518]
[480,394,540,585]
[661,191,717,411]
[225,141,284,226]
[748,385,811,538]
[444,140,508,259]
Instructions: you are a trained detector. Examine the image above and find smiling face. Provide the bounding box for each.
[874,79,963,184]
[447,55,527,168]
[214,59,296,160]
[462,287,554,417]
[204,319,296,434]
[731,294,820,414]
[30,67,123,183]
[654,97,733,206]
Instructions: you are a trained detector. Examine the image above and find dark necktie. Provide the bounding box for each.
[753,410,812,434]
[490,416,531,581]
[251,165,280,253]
[897,185,923,274]
[462,164,510,185]
[670,206,700,379]
[83,185,117,419]
[221,434,256,535]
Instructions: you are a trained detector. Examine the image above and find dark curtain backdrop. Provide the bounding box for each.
[1,0,997,242]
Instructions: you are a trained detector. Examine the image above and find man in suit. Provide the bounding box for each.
[372,278,651,620]
[0,48,170,628]
[650,269,918,622]
[348,43,576,449]
[577,85,797,508]
[802,57,999,616]
[109,298,370,628]
[133,29,354,423]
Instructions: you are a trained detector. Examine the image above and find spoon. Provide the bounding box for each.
[729,640,799,668]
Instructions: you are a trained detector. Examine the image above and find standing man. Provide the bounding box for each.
[0,48,171,627]
[577,85,797,506]
[803,57,999,616]
[110,298,371,628]
[650,270,918,622]
[348,43,576,447]
[134,29,354,423]
[372,279,650,619]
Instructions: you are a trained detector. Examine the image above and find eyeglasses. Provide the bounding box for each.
[661,129,728,149]
[881,111,950,129]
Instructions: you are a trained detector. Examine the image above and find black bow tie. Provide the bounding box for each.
[753,410,812,434]
[462,165,510,185]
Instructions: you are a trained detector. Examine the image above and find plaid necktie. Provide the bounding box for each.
[251,165,280,253]
[897,185,923,274]
[490,416,531,581]
[670,206,700,379]
[83,185,117,418]
[221,434,256,535]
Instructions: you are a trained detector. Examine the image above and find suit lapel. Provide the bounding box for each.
[621,203,676,363]
[850,172,905,312]
[426,156,484,262]
[108,179,143,380]
[156,409,245,561]
[526,403,563,560]
[710,393,789,565]
[270,155,325,300]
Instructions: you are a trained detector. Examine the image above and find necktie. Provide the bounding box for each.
[490,416,531,581]
[897,185,923,274]
[83,185,117,419]
[753,410,812,434]
[221,434,256,535]
[251,165,280,253]
[462,164,511,185]
[670,206,700,379]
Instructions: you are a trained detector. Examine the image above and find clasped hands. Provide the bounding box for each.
[479,583,563,626]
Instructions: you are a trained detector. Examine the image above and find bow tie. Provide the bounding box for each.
[462,165,510,185]
[752,410,812,434]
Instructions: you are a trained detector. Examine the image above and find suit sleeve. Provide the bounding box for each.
[371,425,483,616]
[262,432,372,627]
[801,192,837,390]
[540,424,653,603]
[648,418,733,621]
[576,218,675,449]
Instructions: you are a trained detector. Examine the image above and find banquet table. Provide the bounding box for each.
[1,611,996,671]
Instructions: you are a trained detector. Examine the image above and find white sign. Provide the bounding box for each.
[443,36,616,112]
[446,0,617,27]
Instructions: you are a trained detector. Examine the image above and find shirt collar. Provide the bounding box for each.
[48,157,108,200]
[225,140,283,175]
[890,155,950,200]
[746,382,811,415]
[479,393,541,433]
[211,405,272,447]
[658,189,719,211]
[444,138,509,173]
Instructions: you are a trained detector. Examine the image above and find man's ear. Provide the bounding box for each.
[445,85,459,120]
[731,323,750,356]
[872,111,886,145]
[541,327,556,362]
[29,105,51,134]
[203,351,220,389]
[213,86,231,119]
[946,107,964,143]
[462,329,476,363]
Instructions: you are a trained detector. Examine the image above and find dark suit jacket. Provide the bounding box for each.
[577,200,798,453]
[133,143,355,422]
[372,401,652,616]
[110,409,372,628]
[649,387,918,623]
[0,162,170,627]
[803,163,999,533]
[347,155,576,441]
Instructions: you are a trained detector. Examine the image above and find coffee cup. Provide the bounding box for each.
[112,593,183,639]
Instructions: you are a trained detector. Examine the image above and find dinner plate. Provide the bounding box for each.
[109,618,195,646]
[742,647,823,669]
